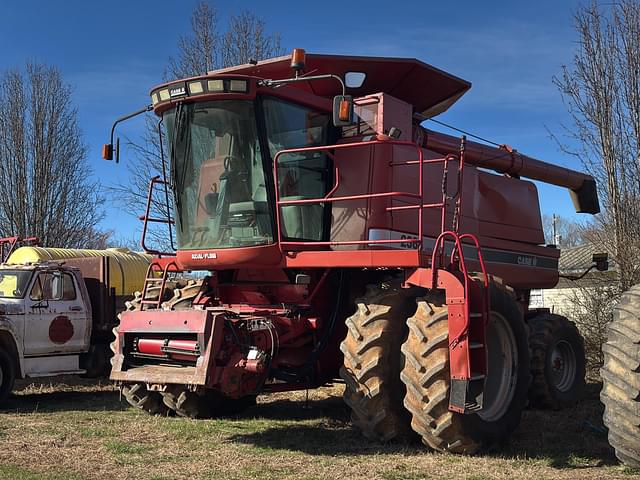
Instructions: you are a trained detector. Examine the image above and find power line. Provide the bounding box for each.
[427,118,502,147]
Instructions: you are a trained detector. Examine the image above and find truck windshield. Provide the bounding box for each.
[0,270,33,298]
[165,100,273,249]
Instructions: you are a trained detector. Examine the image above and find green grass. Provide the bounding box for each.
[0,378,627,480]
[622,466,640,476]
[105,439,154,455]
[0,465,85,480]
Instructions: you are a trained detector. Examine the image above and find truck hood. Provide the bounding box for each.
[0,299,25,315]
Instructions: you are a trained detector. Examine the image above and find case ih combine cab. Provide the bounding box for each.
[105,50,603,454]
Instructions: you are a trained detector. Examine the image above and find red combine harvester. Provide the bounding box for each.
[105,50,600,453]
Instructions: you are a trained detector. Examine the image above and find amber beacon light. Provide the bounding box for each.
[290,48,306,73]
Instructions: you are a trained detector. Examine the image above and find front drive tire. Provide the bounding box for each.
[400,281,530,454]
[340,280,419,442]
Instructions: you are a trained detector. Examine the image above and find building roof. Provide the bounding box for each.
[558,243,615,273]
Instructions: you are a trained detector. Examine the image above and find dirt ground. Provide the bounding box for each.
[0,378,637,480]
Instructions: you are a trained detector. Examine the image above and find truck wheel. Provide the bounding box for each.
[400,280,530,454]
[339,280,419,442]
[601,285,640,467]
[528,313,585,409]
[81,343,112,378]
[0,349,16,403]
[122,383,171,416]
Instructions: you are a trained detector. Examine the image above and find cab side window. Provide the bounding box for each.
[29,272,76,301]
[30,273,52,301]
[62,273,76,300]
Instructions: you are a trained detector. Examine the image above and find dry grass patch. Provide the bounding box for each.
[0,379,634,479]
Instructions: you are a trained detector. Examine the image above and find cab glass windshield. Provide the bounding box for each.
[165,101,273,249]
[0,270,33,298]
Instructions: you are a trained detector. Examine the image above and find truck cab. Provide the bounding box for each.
[0,250,145,403]
[0,263,93,377]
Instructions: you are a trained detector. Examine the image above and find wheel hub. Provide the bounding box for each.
[550,340,576,392]
[478,313,518,422]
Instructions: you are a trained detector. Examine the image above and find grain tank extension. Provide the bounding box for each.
[105,50,598,454]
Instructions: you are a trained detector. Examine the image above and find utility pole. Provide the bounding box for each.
[552,214,562,246]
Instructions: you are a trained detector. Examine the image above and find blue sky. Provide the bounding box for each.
[0,0,591,240]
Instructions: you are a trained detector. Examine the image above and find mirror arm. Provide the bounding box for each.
[259,74,346,96]
[108,104,153,163]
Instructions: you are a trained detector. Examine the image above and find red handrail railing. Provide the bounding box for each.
[139,176,175,256]
[273,139,427,249]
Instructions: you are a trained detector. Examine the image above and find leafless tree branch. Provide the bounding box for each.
[0,62,105,248]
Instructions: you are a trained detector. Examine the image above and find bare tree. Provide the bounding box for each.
[220,11,283,68]
[554,1,640,290]
[111,2,284,250]
[0,62,104,248]
[569,280,617,377]
[166,2,219,80]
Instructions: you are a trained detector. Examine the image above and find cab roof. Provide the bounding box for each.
[210,53,471,118]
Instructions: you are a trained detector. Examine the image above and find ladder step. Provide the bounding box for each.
[469,342,484,349]
[469,313,483,318]
[145,277,164,282]
[464,402,482,412]
[470,373,485,381]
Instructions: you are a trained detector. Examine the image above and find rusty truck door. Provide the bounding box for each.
[24,271,89,355]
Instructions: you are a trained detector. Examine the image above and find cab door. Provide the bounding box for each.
[23,271,89,356]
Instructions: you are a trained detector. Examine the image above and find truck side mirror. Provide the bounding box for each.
[592,253,609,272]
[102,138,120,163]
[333,95,354,127]
[51,272,64,300]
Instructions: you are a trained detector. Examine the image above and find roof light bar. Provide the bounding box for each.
[150,78,249,105]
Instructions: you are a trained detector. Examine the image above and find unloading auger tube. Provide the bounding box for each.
[422,129,600,214]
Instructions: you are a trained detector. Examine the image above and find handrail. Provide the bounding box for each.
[273,139,427,250]
[140,176,176,257]
[141,260,180,310]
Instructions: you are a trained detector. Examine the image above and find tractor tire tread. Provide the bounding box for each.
[528,313,586,409]
[339,279,418,442]
[601,284,640,467]
[122,383,171,416]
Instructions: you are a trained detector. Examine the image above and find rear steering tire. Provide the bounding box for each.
[400,280,530,453]
[528,313,585,409]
